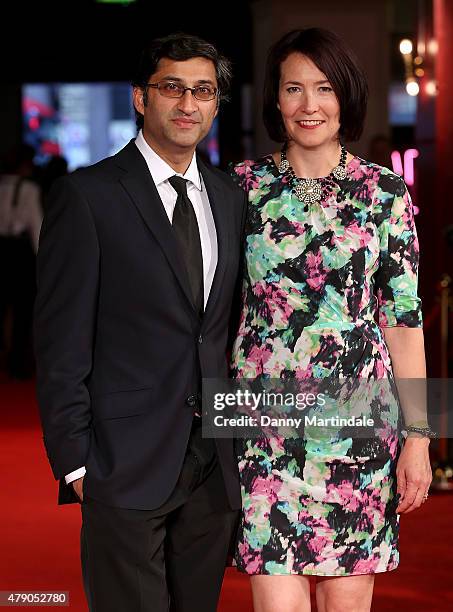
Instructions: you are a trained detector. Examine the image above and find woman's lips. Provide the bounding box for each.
[297,120,325,130]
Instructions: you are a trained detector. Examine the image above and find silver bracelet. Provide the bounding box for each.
[403,425,437,438]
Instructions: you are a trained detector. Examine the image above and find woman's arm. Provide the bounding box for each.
[384,326,432,514]
[384,327,425,378]
[384,326,428,426]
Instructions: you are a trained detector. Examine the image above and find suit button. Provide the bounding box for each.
[198,335,203,344]
[186,395,197,407]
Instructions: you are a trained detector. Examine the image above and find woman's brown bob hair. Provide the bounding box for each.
[263,28,368,143]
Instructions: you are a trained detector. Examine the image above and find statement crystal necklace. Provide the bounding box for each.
[278,143,348,204]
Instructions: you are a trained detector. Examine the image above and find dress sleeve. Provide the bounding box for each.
[373,171,423,328]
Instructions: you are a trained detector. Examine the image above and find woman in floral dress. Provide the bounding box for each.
[229,28,432,612]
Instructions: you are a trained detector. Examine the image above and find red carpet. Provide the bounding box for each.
[1,380,452,611]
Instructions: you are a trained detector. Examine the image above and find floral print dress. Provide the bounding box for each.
[229,155,422,576]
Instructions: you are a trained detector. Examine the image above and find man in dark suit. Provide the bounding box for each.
[34,33,246,612]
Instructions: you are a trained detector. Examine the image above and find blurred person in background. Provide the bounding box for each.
[0,143,42,379]
[229,28,432,612]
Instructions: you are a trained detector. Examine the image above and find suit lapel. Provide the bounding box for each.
[114,141,195,311]
[198,158,230,324]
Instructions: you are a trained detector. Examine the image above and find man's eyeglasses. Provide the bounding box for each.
[145,80,218,101]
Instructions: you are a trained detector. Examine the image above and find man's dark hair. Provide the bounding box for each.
[132,32,233,129]
[263,28,368,143]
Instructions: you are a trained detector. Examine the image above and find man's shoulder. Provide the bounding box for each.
[68,154,121,186]
[47,153,125,211]
[65,141,138,189]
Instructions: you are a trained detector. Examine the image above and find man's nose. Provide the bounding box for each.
[177,89,199,113]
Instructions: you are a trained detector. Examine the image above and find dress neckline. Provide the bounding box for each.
[267,152,360,180]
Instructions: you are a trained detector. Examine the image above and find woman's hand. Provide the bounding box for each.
[396,437,432,513]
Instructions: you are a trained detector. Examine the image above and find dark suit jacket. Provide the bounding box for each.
[34,140,246,510]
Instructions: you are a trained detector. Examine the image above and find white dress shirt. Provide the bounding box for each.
[65,132,218,485]
[135,130,218,306]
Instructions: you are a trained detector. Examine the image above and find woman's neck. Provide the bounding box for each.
[286,141,342,179]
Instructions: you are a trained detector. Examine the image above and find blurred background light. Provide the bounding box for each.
[406,80,420,96]
[399,38,413,54]
[425,80,438,96]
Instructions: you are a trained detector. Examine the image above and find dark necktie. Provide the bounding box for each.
[168,175,204,316]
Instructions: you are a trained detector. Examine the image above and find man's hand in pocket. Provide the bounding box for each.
[72,476,84,502]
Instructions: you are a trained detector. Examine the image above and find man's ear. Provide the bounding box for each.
[133,86,145,114]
